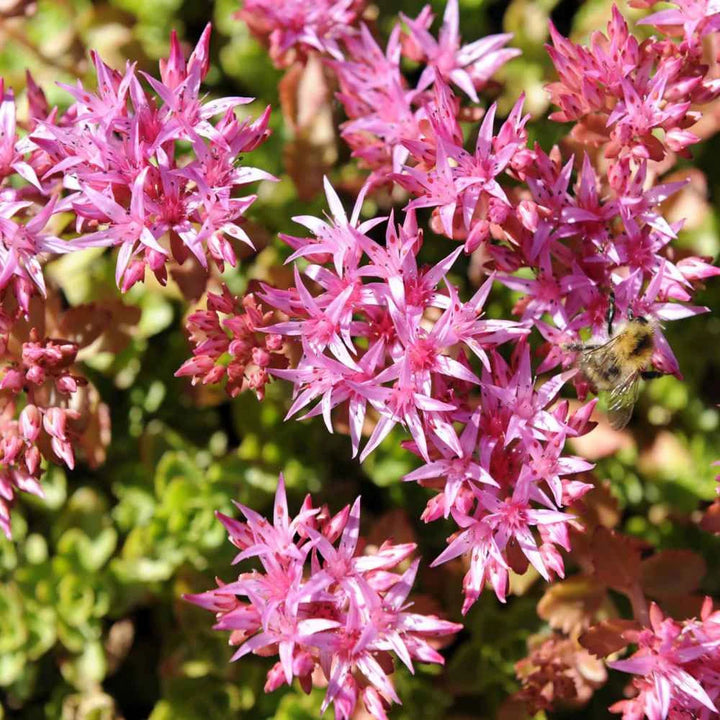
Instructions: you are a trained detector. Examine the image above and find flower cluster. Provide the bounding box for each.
[30,25,273,291]
[0,329,85,538]
[419,347,597,612]
[609,599,720,720]
[0,24,273,322]
[248,177,599,611]
[236,0,366,67]
[261,180,525,460]
[0,78,66,321]
[330,0,519,184]
[547,4,720,163]
[277,0,720,385]
[0,25,275,534]
[185,2,720,624]
[384,91,717,381]
[185,475,461,720]
[176,285,288,400]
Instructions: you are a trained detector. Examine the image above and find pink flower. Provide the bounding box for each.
[0,197,72,304]
[639,0,720,45]
[0,81,41,189]
[185,475,461,720]
[259,180,526,463]
[609,599,720,720]
[30,24,274,291]
[236,0,365,67]
[401,0,519,102]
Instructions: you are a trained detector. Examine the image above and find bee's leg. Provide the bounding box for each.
[641,370,663,380]
[606,290,616,337]
[562,342,600,351]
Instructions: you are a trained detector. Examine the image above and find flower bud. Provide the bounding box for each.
[265,334,283,352]
[19,404,41,442]
[25,365,45,385]
[25,445,41,475]
[55,375,78,395]
[51,437,75,469]
[263,662,287,693]
[251,347,270,367]
[0,368,24,391]
[121,259,146,292]
[43,407,67,440]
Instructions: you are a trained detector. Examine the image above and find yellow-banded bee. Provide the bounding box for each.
[564,296,662,430]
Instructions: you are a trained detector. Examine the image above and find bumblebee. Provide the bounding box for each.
[565,296,663,430]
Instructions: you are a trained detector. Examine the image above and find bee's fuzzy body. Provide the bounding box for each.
[567,316,659,429]
[581,319,655,391]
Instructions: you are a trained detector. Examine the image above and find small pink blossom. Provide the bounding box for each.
[185,475,461,720]
[236,0,365,67]
[401,0,519,102]
[609,599,720,720]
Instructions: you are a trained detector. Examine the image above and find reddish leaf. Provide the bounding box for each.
[640,549,706,599]
[655,594,707,621]
[56,304,112,349]
[537,576,611,635]
[590,527,643,592]
[579,619,641,658]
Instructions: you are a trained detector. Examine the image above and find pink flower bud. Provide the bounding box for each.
[3,436,23,464]
[263,662,287,693]
[43,407,67,440]
[251,347,270,367]
[666,127,699,153]
[147,249,166,273]
[189,311,221,333]
[55,375,78,394]
[51,437,75,469]
[121,259,146,292]
[322,503,350,543]
[517,200,539,232]
[208,287,236,315]
[464,220,489,254]
[175,355,215,377]
[208,234,236,267]
[228,338,253,357]
[245,367,267,390]
[0,368,24,392]
[19,404,41,442]
[16,473,43,498]
[25,365,45,385]
[204,365,226,384]
[17,282,36,313]
[25,446,40,475]
[265,334,283,352]
[421,494,445,523]
[292,650,315,678]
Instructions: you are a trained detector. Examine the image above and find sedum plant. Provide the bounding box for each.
[0,0,719,719]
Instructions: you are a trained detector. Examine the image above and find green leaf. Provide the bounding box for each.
[60,641,107,690]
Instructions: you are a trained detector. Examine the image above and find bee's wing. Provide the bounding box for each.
[607,371,641,430]
[577,336,624,390]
